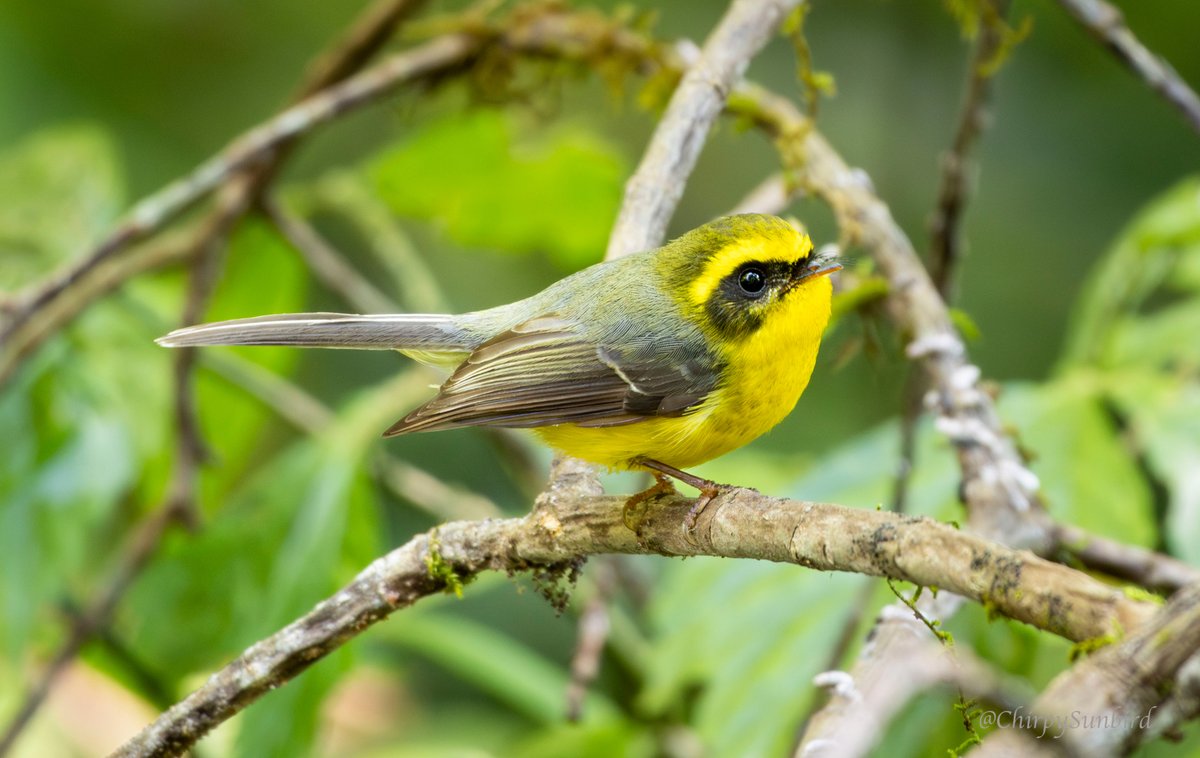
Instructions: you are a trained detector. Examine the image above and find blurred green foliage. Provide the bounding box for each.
[3,1,1200,756]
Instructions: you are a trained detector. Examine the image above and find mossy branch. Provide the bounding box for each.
[112,458,1158,758]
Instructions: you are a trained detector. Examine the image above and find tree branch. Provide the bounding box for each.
[112,457,1158,757]
[1053,522,1200,594]
[798,598,1045,758]
[928,0,1012,299]
[1055,0,1200,136]
[605,0,806,259]
[977,583,1200,756]
[0,27,467,382]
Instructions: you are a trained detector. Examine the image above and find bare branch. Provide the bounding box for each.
[896,0,1010,524]
[798,595,1045,758]
[565,558,616,722]
[263,197,398,314]
[928,0,1012,299]
[1056,0,1200,136]
[112,459,1158,757]
[0,506,183,756]
[605,0,806,259]
[0,31,472,381]
[1053,523,1200,595]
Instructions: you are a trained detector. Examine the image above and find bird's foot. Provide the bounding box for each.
[633,458,726,531]
[623,474,676,531]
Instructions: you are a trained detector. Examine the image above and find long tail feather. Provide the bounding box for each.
[156,312,472,351]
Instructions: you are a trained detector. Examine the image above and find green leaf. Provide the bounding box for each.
[369,110,625,269]
[192,218,308,507]
[124,376,391,682]
[512,720,655,758]
[383,612,620,725]
[1106,374,1200,563]
[643,557,862,757]
[1109,298,1200,369]
[1063,177,1200,369]
[0,294,171,660]
[0,123,124,289]
[998,377,1155,547]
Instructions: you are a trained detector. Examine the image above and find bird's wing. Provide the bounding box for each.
[384,315,719,435]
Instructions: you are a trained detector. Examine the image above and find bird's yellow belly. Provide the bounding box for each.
[536,280,830,470]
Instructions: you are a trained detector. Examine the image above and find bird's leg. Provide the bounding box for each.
[623,472,677,531]
[634,458,724,530]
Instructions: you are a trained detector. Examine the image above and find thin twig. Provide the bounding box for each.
[164,205,244,530]
[895,0,1011,514]
[1052,522,1200,594]
[0,506,180,756]
[262,197,398,314]
[0,30,470,381]
[605,0,807,259]
[112,457,1159,757]
[0,0,427,346]
[565,558,616,722]
[1055,0,1200,136]
[2,4,671,383]
[928,0,1011,299]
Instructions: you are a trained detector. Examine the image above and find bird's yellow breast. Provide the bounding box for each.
[535,276,832,470]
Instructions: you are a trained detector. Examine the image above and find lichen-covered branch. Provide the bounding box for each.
[799,597,1041,758]
[977,584,1200,756]
[112,457,1158,758]
[734,85,1044,543]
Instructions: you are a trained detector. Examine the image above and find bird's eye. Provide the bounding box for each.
[738,267,766,295]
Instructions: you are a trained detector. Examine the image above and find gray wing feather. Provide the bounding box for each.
[386,315,720,435]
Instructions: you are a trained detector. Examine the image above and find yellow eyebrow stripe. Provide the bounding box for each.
[688,233,814,306]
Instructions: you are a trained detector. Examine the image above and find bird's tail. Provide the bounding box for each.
[156,312,474,352]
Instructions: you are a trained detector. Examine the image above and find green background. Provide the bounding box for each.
[2,0,1199,755]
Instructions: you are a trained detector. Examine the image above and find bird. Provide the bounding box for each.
[158,213,839,520]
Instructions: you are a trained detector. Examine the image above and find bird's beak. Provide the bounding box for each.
[792,252,842,286]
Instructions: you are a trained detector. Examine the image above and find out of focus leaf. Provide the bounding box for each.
[234,647,352,758]
[644,556,861,756]
[384,612,620,725]
[998,377,1155,547]
[192,219,307,506]
[0,314,164,659]
[512,720,655,758]
[781,416,960,519]
[1108,297,1200,370]
[369,110,625,268]
[123,372,399,685]
[0,123,123,289]
[1106,374,1200,563]
[1064,177,1200,369]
